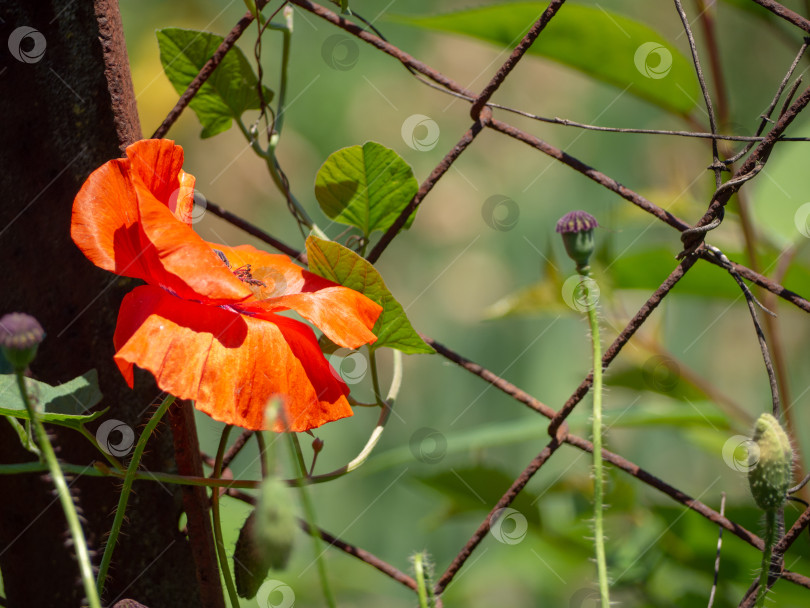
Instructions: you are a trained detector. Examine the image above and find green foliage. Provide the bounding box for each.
[751,123,810,248]
[0,370,104,426]
[306,235,433,354]
[414,465,541,526]
[156,28,274,138]
[315,142,419,239]
[390,2,700,115]
[233,475,297,598]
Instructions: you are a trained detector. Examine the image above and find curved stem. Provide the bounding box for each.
[288,432,336,608]
[306,349,403,483]
[76,423,124,470]
[15,373,102,608]
[757,509,777,606]
[580,267,610,606]
[211,425,240,608]
[97,394,175,597]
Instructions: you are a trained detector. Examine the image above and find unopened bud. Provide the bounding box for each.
[748,413,793,511]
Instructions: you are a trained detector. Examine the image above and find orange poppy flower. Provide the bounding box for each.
[71,139,382,432]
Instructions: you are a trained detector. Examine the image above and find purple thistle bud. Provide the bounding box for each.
[556,211,598,270]
[0,312,45,371]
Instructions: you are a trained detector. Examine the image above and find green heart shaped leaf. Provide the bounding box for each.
[389,3,699,116]
[306,236,433,354]
[157,27,274,138]
[315,142,419,238]
[0,369,104,425]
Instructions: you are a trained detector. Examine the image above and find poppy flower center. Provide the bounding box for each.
[213,248,283,300]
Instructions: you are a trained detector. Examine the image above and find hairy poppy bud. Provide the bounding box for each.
[0,313,45,372]
[748,413,793,511]
[233,476,296,599]
[556,210,598,271]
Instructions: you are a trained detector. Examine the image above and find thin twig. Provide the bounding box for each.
[469,0,567,119]
[548,254,699,435]
[367,114,490,263]
[434,430,566,594]
[749,0,810,32]
[220,428,254,471]
[724,39,809,164]
[152,1,271,138]
[674,0,723,189]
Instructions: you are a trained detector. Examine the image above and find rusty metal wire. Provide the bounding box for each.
[149,0,810,603]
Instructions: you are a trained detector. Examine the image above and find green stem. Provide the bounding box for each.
[580,267,610,606]
[15,373,102,608]
[757,509,777,607]
[76,424,124,470]
[272,11,291,139]
[211,425,241,608]
[413,552,430,608]
[306,349,402,483]
[288,432,336,608]
[97,394,175,597]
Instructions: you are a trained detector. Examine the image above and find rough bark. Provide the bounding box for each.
[0,2,201,606]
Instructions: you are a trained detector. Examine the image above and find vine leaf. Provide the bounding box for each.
[314,142,419,239]
[389,2,700,116]
[0,369,105,426]
[306,236,434,354]
[156,27,274,138]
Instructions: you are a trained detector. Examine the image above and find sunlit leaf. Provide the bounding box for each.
[306,236,434,354]
[157,28,274,138]
[414,466,541,526]
[315,142,418,238]
[0,370,105,425]
[389,3,700,115]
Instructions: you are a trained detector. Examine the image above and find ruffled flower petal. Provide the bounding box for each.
[71,156,153,281]
[113,285,353,432]
[72,140,251,304]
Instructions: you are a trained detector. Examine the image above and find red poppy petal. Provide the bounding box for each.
[212,244,382,348]
[135,189,252,303]
[126,139,186,210]
[255,290,380,349]
[113,285,353,432]
[71,157,152,281]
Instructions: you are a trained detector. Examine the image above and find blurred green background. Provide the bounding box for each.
[118,1,810,606]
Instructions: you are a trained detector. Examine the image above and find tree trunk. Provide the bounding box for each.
[0,2,206,606]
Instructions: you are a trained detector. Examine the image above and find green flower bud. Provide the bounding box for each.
[0,313,45,372]
[748,413,793,511]
[233,476,296,599]
[556,210,598,270]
